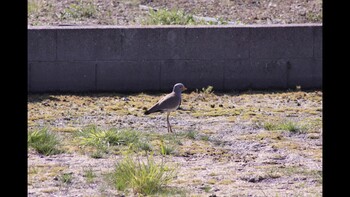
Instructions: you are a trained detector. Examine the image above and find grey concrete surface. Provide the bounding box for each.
[28,24,322,92]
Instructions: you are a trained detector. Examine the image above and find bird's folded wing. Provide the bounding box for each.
[147,92,180,113]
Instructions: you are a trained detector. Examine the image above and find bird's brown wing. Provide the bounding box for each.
[144,92,180,114]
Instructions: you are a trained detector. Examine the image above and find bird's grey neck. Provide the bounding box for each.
[173,89,182,95]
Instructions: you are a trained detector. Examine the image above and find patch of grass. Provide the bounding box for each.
[202,185,211,192]
[76,126,142,157]
[273,166,322,184]
[28,0,42,16]
[28,166,39,175]
[58,172,73,184]
[90,150,104,159]
[142,9,227,25]
[52,126,79,133]
[28,128,63,155]
[263,120,305,133]
[83,168,96,183]
[160,140,175,155]
[265,168,283,179]
[192,108,239,117]
[109,154,177,195]
[219,179,233,185]
[192,167,206,171]
[60,0,97,20]
[306,11,322,22]
[207,179,216,185]
[76,126,141,149]
[135,140,153,153]
[185,130,197,140]
[191,179,202,185]
[143,9,205,25]
[200,135,210,141]
[200,85,214,94]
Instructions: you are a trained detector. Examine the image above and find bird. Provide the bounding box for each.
[144,83,187,133]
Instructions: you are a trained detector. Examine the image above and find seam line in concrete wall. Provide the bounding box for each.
[28,63,31,91]
[55,29,58,60]
[223,63,225,91]
[286,61,290,88]
[95,63,98,91]
[312,25,316,58]
[121,29,125,59]
[159,60,162,91]
[248,27,251,59]
[312,27,315,58]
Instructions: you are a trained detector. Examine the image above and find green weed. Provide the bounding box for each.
[28,128,62,155]
[60,0,97,20]
[58,173,73,184]
[76,126,141,149]
[83,168,96,183]
[110,153,177,195]
[263,121,305,133]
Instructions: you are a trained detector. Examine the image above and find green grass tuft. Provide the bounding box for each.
[83,168,96,183]
[135,140,153,153]
[110,154,177,195]
[60,0,97,20]
[143,9,228,25]
[185,130,197,140]
[199,135,210,141]
[160,140,175,155]
[58,173,73,184]
[263,120,305,133]
[201,85,214,94]
[28,128,62,155]
[143,9,204,25]
[76,126,141,149]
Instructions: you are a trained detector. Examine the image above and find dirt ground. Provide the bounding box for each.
[28,1,322,196]
[28,0,322,26]
[28,90,322,196]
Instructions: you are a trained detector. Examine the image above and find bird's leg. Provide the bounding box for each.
[166,112,172,133]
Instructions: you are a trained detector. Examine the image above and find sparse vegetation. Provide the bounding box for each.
[76,126,141,151]
[185,130,197,140]
[109,154,177,195]
[28,90,322,196]
[83,168,96,183]
[28,128,62,155]
[199,135,210,141]
[28,0,42,16]
[263,120,306,133]
[58,173,73,184]
[202,185,211,192]
[28,0,322,26]
[143,9,200,25]
[160,140,175,155]
[200,85,214,94]
[59,0,97,20]
[135,140,153,153]
[143,9,228,25]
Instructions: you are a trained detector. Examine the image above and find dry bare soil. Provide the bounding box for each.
[28,90,322,196]
[28,0,322,26]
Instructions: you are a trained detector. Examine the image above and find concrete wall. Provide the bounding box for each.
[28,24,322,93]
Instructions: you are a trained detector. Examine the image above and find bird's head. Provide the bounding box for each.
[173,83,187,92]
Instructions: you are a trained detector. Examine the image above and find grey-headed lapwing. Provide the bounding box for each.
[144,83,187,132]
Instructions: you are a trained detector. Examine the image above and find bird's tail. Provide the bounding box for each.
[144,110,151,115]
